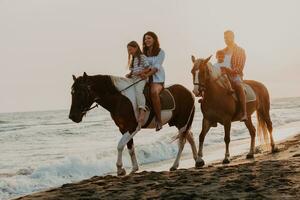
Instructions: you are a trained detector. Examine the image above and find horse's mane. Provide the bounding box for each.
[91,75,119,94]
[194,59,221,80]
[207,62,221,79]
[72,74,120,94]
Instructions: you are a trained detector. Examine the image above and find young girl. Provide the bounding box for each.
[126,41,150,127]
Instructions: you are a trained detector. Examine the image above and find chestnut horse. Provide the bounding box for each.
[190,56,278,167]
[69,72,197,175]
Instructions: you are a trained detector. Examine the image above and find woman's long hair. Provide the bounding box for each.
[127,41,143,68]
[143,31,161,57]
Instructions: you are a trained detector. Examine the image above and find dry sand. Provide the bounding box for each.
[15,134,300,200]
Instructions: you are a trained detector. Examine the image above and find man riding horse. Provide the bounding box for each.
[220,30,247,121]
[191,30,277,166]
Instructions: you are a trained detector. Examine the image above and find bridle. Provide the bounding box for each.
[77,78,142,115]
[192,64,225,94]
[72,83,100,115]
[192,65,207,93]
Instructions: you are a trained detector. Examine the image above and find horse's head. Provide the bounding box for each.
[69,72,95,123]
[190,55,212,97]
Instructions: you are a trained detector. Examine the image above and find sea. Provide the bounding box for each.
[0,97,300,200]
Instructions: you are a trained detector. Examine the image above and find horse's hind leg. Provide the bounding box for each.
[186,131,198,162]
[127,139,139,174]
[264,111,278,153]
[223,121,231,164]
[170,133,186,171]
[196,118,211,168]
[244,116,256,159]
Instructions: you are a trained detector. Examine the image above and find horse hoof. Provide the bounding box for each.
[169,166,178,171]
[222,158,230,164]
[195,160,205,168]
[246,154,254,159]
[130,168,139,174]
[117,168,126,176]
[272,147,279,153]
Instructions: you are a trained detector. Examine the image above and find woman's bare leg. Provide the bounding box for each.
[150,83,163,131]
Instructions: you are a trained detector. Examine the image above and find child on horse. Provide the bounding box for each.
[126,41,150,127]
[214,50,234,94]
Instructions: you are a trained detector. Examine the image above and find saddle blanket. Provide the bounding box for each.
[110,76,175,125]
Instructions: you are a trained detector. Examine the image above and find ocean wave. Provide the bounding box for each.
[0,139,180,199]
[0,125,28,133]
[1,97,300,200]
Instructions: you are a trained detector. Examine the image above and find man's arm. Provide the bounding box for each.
[231,46,246,75]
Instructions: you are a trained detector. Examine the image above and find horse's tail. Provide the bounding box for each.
[256,85,273,149]
[171,105,195,142]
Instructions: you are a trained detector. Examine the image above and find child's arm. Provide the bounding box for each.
[220,66,237,76]
[134,68,151,79]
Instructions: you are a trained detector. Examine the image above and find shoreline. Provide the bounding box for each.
[14,133,300,199]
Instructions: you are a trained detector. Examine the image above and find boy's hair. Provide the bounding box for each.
[224,30,235,38]
[127,41,143,68]
[216,50,225,58]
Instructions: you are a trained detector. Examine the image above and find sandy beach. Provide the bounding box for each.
[14,133,300,200]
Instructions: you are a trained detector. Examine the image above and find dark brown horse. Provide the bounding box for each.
[69,72,197,175]
[190,56,278,167]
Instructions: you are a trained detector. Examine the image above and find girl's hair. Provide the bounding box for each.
[142,31,161,57]
[127,41,143,68]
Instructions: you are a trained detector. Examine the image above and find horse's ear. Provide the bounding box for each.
[204,55,212,63]
[191,55,196,63]
[83,72,88,81]
[72,75,76,81]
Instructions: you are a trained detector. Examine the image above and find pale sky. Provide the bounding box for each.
[0,0,299,113]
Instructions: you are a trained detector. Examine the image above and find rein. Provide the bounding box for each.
[119,79,143,92]
[82,103,99,114]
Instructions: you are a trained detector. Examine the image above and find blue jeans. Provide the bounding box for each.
[232,75,242,84]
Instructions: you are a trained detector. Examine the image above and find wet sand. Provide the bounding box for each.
[15,134,300,200]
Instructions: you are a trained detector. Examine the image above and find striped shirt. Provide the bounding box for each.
[130,54,150,77]
[223,44,246,76]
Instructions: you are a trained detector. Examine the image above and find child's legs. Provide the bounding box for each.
[134,79,147,111]
[223,75,233,90]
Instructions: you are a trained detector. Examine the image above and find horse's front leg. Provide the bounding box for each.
[116,131,137,176]
[196,118,211,168]
[127,139,139,174]
[223,121,231,164]
[170,133,186,171]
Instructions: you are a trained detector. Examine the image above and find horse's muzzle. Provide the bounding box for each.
[69,113,82,123]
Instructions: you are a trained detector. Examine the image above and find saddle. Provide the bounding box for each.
[239,83,256,102]
[143,83,175,111]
